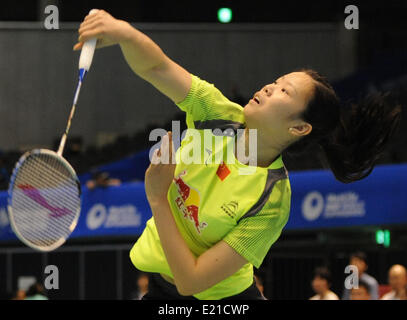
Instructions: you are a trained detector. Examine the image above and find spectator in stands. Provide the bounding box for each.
[309,266,339,300]
[381,264,407,300]
[86,171,121,190]
[133,272,149,300]
[254,273,266,299]
[24,282,48,300]
[342,251,379,300]
[350,280,371,300]
[10,289,26,300]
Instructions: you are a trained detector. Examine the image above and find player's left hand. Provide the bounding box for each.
[145,132,176,205]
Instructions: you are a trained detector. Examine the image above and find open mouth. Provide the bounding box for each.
[253,96,260,104]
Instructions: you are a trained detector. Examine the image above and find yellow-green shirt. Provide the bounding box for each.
[130,74,291,299]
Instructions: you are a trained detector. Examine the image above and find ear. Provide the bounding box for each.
[289,123,312,137]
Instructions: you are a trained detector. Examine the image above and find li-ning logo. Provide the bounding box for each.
[18,184,71,218]
[173,171,207,234]
[221,201,239,219]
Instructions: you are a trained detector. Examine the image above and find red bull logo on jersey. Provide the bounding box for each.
[173,170,207,234]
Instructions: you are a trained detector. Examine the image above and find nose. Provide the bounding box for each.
[264,85,272,96]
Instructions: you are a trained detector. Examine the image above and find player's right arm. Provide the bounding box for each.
[74,10,191,104]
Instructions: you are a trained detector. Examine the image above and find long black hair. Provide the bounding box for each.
[286,69,402,184]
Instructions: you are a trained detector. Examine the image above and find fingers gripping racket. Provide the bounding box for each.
[7,9,98,252]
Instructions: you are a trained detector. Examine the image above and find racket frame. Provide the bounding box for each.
[7,10,96,251]
[7,148,81,252]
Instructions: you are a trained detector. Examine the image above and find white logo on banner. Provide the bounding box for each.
[302,191,365,221]
[302,192,324,221]
[86,204,141,230]
[324,192,365,217]
[87,204,107,230]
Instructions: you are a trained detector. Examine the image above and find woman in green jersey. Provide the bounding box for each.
[75,10,401,300]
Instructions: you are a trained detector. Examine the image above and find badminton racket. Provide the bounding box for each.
[7,9,99,251]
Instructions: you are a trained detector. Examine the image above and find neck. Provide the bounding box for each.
[319,289,330,298]
[240,127,283,168]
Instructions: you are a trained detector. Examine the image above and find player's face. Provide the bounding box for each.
[243,72,315,136]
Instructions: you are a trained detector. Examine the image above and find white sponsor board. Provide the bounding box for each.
[302,191,365,222]
[86,204,142,230]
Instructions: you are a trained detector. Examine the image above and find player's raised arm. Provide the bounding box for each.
[74,10,191,104]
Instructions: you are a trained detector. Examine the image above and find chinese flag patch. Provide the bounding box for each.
[216,162,231,181]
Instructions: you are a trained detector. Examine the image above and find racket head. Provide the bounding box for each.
[7,149,81,252]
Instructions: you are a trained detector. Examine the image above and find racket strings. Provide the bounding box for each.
[10,152,80,249]
[16,156,78,209]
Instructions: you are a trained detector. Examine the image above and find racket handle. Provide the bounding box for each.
[78,9,99,73]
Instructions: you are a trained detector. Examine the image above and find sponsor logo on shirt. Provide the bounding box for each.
[221,201,239,219]
[173,170,207,234]
[216,162,231,181]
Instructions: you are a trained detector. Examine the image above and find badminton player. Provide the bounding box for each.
[75,10,402,300]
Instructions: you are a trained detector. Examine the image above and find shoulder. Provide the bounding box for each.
[380,291,394,300]
[362,273,379,285]
[177,74,244,124]
[262,172,291,213]
[178,74,229,105]
[326,291,340,300]
[241,171,291,222]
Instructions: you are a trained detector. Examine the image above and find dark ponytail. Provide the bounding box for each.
[286,69,402,184]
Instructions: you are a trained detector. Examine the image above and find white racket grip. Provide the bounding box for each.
[78,9,99,71]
